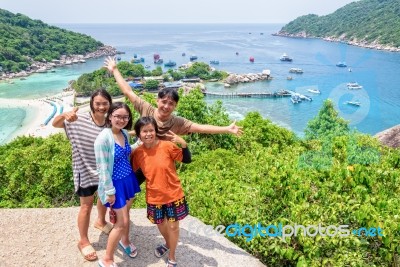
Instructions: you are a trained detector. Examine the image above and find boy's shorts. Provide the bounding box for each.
[147,196,189,224]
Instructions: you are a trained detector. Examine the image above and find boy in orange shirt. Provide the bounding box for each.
[132,116,191,267]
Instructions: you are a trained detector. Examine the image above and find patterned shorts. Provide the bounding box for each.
[147,196,189,224]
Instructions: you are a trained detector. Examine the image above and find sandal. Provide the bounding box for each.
[94,222,113,235]
[166,258,177,267]
[154,244,169,258]
[98,259,118,267]
[119,240,138,258]
[78,244,98,261]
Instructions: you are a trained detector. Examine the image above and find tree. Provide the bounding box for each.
[304,99,349,140]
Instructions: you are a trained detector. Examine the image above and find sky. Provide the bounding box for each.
[0,0,357,24]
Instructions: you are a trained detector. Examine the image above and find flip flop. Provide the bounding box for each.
[166,258,177,267]
[98,259,118,267]
[154,244,169,258]
[94,222,113,235]
[78,244,98,261]
[118,240,138,258]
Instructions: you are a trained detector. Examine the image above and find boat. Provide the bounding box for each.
[145,65,151,68]
[347,82,363,90]
[235,52,239,55]
[182,53,186,56]
[346,101,361,106]
[291,95,301,104]
[336,62,347,67]
[164,60,176,67]
[249,57,255,63]
[190,55,198,61]
[131,58,141,63]
[289,68,303,74]
[307,89,321,94]
[210,60,219,65]
[280,53,293,62]
[287,76,293,80]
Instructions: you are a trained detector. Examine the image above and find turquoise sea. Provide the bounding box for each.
[1,23,400,144]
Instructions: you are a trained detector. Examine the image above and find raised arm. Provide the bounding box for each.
[104,56,140,105]
[189,121,243,136]
[52,107,79,128]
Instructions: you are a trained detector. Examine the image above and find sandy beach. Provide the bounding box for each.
[0,91,75,143]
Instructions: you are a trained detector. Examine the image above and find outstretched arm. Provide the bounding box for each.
[52,107,79,128]
[189,121,243,136]
[104,56,140,105]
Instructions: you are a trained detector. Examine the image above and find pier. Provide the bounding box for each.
[203,90,291,99]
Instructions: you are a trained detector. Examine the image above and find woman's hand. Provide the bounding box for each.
[106,195,116,206]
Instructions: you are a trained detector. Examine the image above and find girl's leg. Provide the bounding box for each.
[95,197,108,227]
[78,195,94,248]
[102,207,129,265]
[157,220,180,262]
[120,198,134,245]
[166,220,179,262]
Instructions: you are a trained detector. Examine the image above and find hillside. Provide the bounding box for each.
[0,9,104,72]
[275,0,400,50]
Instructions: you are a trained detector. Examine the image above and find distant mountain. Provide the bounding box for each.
[275,0,400,50]
[0,9,103,72]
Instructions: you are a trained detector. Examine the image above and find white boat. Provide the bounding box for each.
[291,95,301,104]
[289,68,303,74]
[346,101,361,106]
[307,89,321,94]
[347,82,363,90]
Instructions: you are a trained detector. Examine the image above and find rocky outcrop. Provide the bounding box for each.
[224,72,272,85]
[1,45,117,81]
[375,125,400,148]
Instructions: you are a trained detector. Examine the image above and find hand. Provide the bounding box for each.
[106,195,116,206]
[165,130,187,147]
[63,107,79,123]
[104,56,117,73]
[228,120,243,136]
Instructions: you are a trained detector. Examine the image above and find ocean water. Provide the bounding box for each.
[1,23,400,143]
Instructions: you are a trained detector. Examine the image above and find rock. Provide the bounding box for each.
[375,125,400,148]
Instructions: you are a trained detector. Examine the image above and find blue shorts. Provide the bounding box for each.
[105,172,141,209]
[147,196,189,224]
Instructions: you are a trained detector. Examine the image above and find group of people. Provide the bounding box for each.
[53,56,242,267]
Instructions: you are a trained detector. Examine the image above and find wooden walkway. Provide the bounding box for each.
[203,91,291,98]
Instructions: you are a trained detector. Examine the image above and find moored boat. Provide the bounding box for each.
[210,60,219,65]
[336,62,347,67]
[307,89,321,94]
[347,82,363,90]
[164,60,177,67]
[346,101,361,106]
[289,68,303,74]
[280,53,293,62]
[190,55,198,61]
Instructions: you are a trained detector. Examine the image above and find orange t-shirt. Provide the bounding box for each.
[132,140,184,204]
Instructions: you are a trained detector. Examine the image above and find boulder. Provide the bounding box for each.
[375,125,400,148]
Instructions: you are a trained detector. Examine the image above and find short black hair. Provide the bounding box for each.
[158,88,179,103]
[106,102,133,130]
[134,116,159,137]
[90,89,112,113]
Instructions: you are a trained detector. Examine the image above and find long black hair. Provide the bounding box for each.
[89,89,112,113]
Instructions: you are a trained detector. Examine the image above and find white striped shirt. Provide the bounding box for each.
[65,112,105,191]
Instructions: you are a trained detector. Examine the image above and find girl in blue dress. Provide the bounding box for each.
[95,102,141,267]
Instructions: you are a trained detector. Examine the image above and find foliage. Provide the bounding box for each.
[0,91,399,266]
[304,99,349,141]
[176,87,237,152]
[0,134,77,208]
[279,0,400,47]
[144,79,159,90]
[0,9,103,72]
